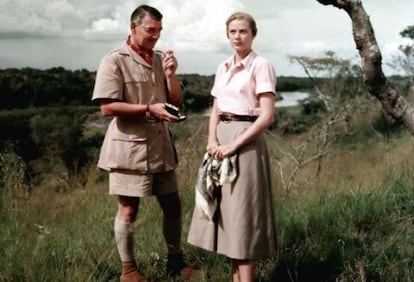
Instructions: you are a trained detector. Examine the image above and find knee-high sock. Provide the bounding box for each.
[114,217,134,262]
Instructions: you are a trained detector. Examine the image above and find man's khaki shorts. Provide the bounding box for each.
[109,170,177,197]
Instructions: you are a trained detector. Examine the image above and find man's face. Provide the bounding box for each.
[131,14,163,50]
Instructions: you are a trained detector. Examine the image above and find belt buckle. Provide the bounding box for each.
[222,112,233,123]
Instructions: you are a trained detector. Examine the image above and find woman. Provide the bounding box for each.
[187,12,277,282]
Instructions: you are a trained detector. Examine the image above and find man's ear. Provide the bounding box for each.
[130,21,137,32]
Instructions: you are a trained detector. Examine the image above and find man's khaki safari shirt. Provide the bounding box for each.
[92,43,178,173]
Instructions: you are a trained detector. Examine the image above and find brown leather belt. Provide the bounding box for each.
[219,112,257,122]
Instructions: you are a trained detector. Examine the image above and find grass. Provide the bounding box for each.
[1,115,414,281]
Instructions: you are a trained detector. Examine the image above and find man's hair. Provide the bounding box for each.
[225,12,257,37]
[130,4,163,24]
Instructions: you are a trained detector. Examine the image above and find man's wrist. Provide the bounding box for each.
[165,74,175,81]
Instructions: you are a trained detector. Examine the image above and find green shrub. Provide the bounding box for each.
[273,99,326,134]
[274,174,414,281]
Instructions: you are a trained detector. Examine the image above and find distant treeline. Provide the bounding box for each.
[0,67,95,109]
[0,67,315,112]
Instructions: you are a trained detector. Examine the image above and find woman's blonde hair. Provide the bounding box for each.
[225,12,257,37]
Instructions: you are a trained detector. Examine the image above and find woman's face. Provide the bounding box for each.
[227,19,254,55]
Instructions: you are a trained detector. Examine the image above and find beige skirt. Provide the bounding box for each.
[187,121,277,260]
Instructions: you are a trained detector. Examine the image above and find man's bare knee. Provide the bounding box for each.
[117,196,140,222]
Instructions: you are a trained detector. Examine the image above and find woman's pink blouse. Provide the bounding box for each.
[211,51,276,115]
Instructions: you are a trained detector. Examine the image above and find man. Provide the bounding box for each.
[92,4,194,282]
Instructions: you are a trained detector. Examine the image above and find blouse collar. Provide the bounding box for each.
[224,50,257,71]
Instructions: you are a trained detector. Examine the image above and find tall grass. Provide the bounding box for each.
[274,175,414,281]
[1,115,413,281]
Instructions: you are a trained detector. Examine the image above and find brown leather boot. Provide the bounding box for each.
[120,261,147,282]
[166,253,200,280]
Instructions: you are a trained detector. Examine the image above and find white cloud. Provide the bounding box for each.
[382,37,412,68]
[82,1,136,40]
[0,0,88,37]
[80,0,245,50]
[83,18,125,40]
[0,1,58,36]
[146,0,245,52]
[0,0,412,76]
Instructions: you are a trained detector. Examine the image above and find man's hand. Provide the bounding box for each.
[148,103,179,122]
[162,50,178,77]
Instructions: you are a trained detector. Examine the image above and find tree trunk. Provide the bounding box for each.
[316,0,414,134]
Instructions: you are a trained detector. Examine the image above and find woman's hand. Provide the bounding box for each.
[207,142,219,156]
[213,143,237,160]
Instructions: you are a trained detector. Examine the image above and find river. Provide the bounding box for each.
[276,91,310,108]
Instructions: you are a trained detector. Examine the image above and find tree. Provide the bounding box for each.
[316,0,414,134]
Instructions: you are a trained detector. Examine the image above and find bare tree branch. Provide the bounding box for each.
[290,56,332,111]
[316,0,414,134]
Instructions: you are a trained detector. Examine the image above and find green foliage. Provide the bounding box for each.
[274,174,414,281]
[370,111,405,136]
[0,68,317,113]
[390,26,414,77]
[291,51,367,102]
[273,99,326,134]
[0,67,95,109]
[400,25,414,40]
[178,74,214,112]
[1,150,413,281]
[0,107,101,190]
[277,76,316,91]
[0,142,27,212]
[340,109,405,149]
[0,102,413,281]
[388,75,413,95]
[28,107,98,173]
[0,109,39,162]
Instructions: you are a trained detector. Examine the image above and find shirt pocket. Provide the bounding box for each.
[124,72,147,83]
[107,133,148,171]
[123,73,149,103]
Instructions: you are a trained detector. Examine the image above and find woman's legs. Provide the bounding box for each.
[231,259,255,282]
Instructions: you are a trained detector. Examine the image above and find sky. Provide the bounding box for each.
[0,0,413,77]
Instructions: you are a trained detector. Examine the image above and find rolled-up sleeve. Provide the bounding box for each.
[255,59,276,96]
